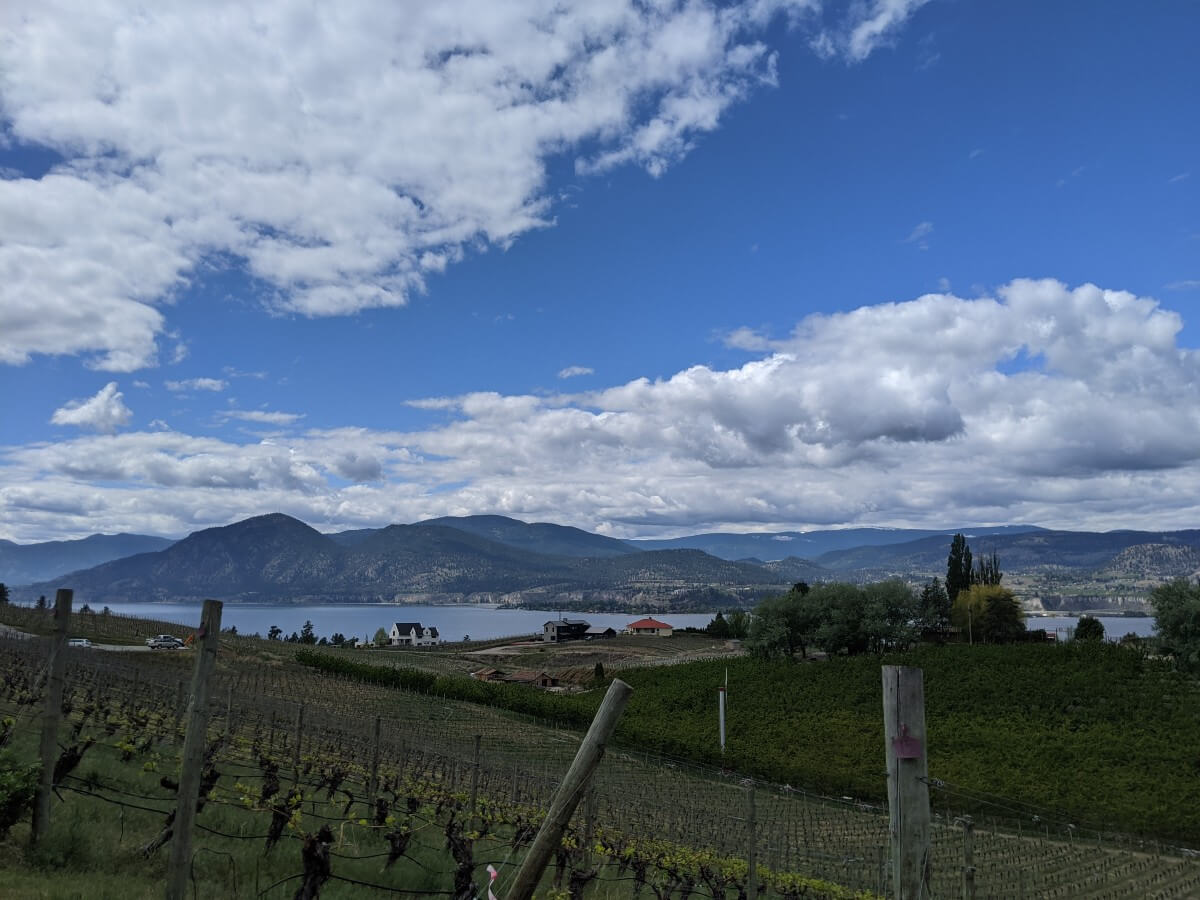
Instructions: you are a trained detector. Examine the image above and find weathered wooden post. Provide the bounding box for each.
[292,702,304,780]
[506,679,632,900]
[746,784,758,900]
[165,599,222,900]
[470,733,482,817]
[960,815,976,900]
[368,715,382,807]
[31,588,72,846]
[882,665,931,900]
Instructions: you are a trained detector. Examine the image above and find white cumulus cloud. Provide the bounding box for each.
[0,0,834,371]
[7,280,1200,542]
[49,382,133,433]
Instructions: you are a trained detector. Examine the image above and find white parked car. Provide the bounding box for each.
[67,637,93,648]
[147,634,184,649]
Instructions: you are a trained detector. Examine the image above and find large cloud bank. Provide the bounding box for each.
[1,0,868,371]
[4,281,1198,541]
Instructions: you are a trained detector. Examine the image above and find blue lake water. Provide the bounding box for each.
[62,603,1156,643]
[80,603,719,642]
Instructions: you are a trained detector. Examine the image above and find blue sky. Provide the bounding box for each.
[1,0,1198,542]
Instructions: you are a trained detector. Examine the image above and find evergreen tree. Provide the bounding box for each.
[36,595,47,609]
[299,619,317,644]
[0,583,9,605]
[706,612,731,638]
[946,533,974,602]
[267,625,282,641]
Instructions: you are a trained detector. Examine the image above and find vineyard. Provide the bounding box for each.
[1,605,1199,898]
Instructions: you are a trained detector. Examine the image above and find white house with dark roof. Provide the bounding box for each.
[390,622,441,647]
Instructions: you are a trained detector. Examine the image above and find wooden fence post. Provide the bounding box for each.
[31,588,72,846]
[505,679,632,900]
[165,599,222,900]
[368,716,382,807]
[470,733,482,818]
[293,702,304,780]
[746,784,758,900]
[960,816,975,900]
[882,665,931,900]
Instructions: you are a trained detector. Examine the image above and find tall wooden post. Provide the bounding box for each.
[470,733,482,817]
[882,665,931,900]
[746,784,758,900]
[506,679,632,900]
[960,815,976,900]
[165,599,222,900]
[31,589,72,846]
[292,702,305,780]
[367,715,382,807]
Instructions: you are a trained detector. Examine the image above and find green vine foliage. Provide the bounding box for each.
[298,643,1200,843]
[0,749,40,838]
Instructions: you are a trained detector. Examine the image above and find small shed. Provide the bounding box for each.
[585,626,617,639]
[506,670,558,689]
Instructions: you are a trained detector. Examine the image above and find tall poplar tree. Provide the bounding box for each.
[946,533,973,602]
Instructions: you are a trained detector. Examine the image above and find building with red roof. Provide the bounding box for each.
[625,617,674,636]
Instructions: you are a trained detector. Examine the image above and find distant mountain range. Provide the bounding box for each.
[0,533,174,585]
[4,514,1198,610]
[627,525,1043,561]
[14,514,780,605]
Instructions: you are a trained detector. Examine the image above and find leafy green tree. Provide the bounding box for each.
[299,620,317,645]
[267,625,282,641]
[1074,616,1105,642]
[860,580,921,653]
[79,603,92,614]
[946,533,973,602]
[974,549,1003,586]
[726,610,750,639]
[813,582,869,656]
[951,585,989,643]
[956,584,1025,643]
[330,632,346,646]
[919,578,951,629]
[979,587,1025,643]
[1150,578,1200,671]
[0,583,9,604]
[373,627,389,647]
[747,588,825,659]
[593,662,605,682]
